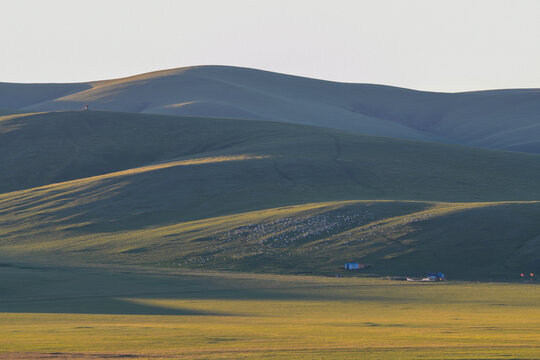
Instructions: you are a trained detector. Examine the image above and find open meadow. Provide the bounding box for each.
[1,263,539,359]
[3,3,540,358]
[1,68,540,360]
[1,110,540,359]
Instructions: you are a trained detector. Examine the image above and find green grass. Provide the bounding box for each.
[2,76,540,359]
[2,111,540,200]
[0,108,21,116]
[0,113,538,358]
[1,111,540,279]
[1,264,539,359]
[1,197,539,280]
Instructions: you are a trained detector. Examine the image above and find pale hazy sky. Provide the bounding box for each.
[1,0,539,92]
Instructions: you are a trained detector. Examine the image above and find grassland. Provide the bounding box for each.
[1,90,539,358]
[3,65,540,153]
[2,111,540,199]
[1,111,540,279]
[1,264,539,359]
[1,197,539,280]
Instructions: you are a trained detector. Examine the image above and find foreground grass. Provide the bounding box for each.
[1,264,539,359]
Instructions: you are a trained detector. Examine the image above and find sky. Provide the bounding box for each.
[1,0,539,92]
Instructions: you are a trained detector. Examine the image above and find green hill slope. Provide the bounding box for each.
[1,197,539,280]
[1,111,540,202]
[1,111,540,279]
[2,66,539,153]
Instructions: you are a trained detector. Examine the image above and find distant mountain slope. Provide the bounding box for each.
[2,66,539,152]
[0,82,89,109]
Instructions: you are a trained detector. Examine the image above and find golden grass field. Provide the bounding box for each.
[1,264,539,359]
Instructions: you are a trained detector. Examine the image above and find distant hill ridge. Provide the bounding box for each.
[1,65,539,153]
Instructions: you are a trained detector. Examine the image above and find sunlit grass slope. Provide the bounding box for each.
[1,265,540,359]
[3,65,540,152]
[1,197,540,279]
[1,111,540,278]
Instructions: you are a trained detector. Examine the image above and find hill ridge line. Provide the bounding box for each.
[3,66,540,153]
[11,64,540,94]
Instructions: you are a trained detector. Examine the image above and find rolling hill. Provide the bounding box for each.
[1,110,540,279]
[1,194,539,279]
[2,111,540,200]
[1,66,539,153]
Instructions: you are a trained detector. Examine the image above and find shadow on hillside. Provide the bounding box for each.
[0,263,239,316]
[0,296,232,316]
[0,261,405,315]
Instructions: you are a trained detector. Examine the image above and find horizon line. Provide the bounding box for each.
[2,64,539,95]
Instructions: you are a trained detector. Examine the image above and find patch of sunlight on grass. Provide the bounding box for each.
[9,154,271,194]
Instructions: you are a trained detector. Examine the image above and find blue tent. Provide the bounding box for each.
[427,272,445,281]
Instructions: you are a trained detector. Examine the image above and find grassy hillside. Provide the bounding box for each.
[2,111,540,200]
[0,108,21,116]
[0,82,89,108]
[1,111,540,279]
[1,196,539,279]
[3,66,540,153]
